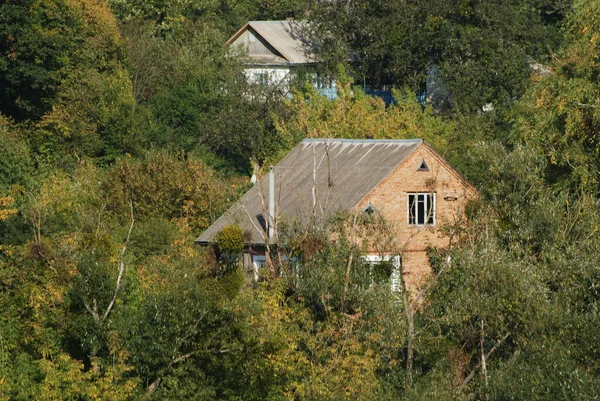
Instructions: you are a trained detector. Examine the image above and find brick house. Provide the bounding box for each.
[196,139,477,292]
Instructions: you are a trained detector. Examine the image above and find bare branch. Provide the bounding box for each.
[459,332,510,390]
[145,311,208,397]
[103,200,135,321]
[311,144,317,222]
[145,377,162,398]
[83,299,99,321]
[254,174,276,278]
[240,203,264,240]
[341,212,359,313]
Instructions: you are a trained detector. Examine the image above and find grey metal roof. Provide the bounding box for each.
[196,139,423,245]
[227,20,314,65]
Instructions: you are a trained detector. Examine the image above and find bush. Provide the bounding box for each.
[215,225,244,273]
[104,150,226,231]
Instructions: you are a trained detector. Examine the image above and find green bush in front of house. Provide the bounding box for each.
[216,224,244,273]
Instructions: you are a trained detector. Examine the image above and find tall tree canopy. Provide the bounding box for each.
[309,0,569,113]
[515,0,600,192]
[0,0,124,121]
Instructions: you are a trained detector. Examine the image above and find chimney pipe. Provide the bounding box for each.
[268,166,275,241]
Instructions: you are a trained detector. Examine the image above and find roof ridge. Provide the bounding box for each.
[301,138,423,144]
[248,20,305,23]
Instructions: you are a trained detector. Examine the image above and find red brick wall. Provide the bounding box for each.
[402,250,431,292]
[357,144,476,288]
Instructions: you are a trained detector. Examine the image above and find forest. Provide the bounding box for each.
[1,0,599,399]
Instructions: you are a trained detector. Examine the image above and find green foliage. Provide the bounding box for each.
[32,66,144,165]
[0,0,125,121]
[419,135,600,398]
[309,0,567,114]
[128,216,178,260]
[489,338,600,400]
[3,1,600,400]
[132,24,286,167]
[215,225,244,273]
[0,115,32,193]
[103,150,226,231]
[215,225,243,257]
[109,0,310,33]
[514,0,600,192]
[278,83,455,153]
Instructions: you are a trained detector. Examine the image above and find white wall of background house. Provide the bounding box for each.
[243,67,291,89]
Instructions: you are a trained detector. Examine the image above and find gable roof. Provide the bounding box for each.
[226,20,314,65]
[196,139,424,245]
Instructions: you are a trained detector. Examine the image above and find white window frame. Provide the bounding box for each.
[252,255,266,281]
[362,255,401,292]
[407,192,436,226]
[251,254,298,282]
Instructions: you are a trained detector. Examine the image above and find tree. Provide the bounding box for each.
[414,139,600,399]
[514,0,600,193]
[109,0,310,33]
[103,150,228,232]
[277,82,455,155]
[134,23,288,167]
[0,115,32,193]
[308,0,568,114]
[0,0,125,121]
[32,66,144,165]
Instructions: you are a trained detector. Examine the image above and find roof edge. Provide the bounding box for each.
[247,21,295,62]
[226,22,292,63]
[301,138,423,144]
[226,22,250,46]
[420,142,479,196]
[351,141,422,210]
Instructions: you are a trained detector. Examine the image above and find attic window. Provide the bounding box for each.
[408,193,436,225]
[417,159,429,171]
[363,203,376,216]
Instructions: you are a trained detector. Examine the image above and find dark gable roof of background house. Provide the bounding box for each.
[196,139,423,245]
[226,20,314,65]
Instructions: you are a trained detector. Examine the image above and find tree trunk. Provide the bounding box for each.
[341,213,359,313]
[400,256,414,391]
[405,305,414,390]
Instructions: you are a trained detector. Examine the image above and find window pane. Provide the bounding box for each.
[417,196,425,224]
[408,194,416,224]
[427,194,435,224]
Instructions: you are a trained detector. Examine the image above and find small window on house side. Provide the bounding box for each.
[408,193,435,225]
[417,159,429,171]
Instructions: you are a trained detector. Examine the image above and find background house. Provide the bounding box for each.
[227,20,336,97]
[196,139,477,292]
